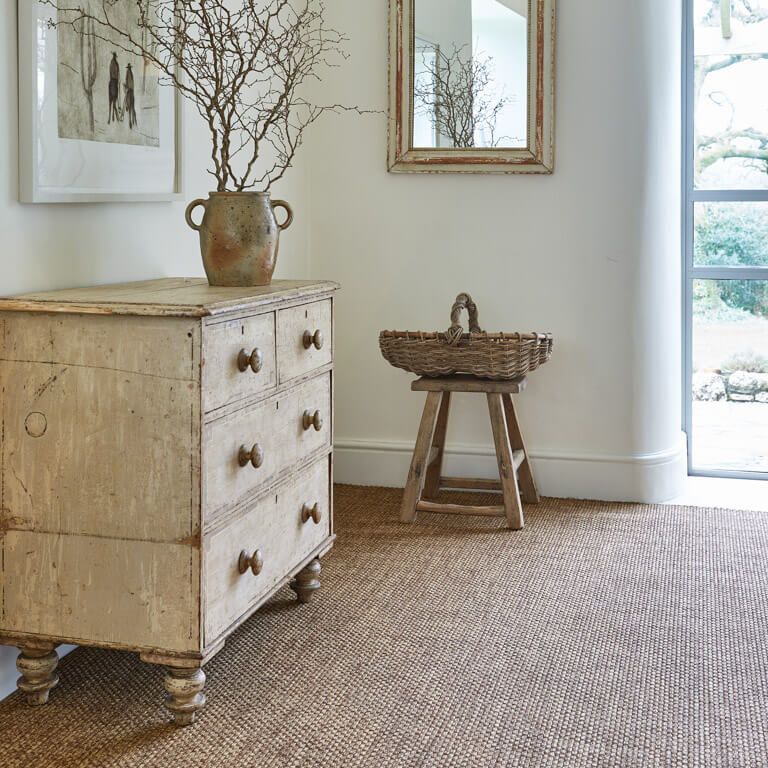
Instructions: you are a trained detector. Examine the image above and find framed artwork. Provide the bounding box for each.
[18,1,183,203]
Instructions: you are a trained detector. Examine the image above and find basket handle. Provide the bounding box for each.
[445,293,482,345]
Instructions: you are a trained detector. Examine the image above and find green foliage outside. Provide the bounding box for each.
[694,203,768,318]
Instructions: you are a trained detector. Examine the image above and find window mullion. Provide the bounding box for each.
[691,265,768,280]
[691,189,768,203]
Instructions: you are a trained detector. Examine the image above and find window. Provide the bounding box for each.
[413,37,440,148]
[684,0,768,477]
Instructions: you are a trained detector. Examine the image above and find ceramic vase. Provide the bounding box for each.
[185,192,293,287]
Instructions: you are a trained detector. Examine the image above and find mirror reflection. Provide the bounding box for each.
[412,0,528,149]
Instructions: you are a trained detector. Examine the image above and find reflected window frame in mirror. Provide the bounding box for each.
[388,0,555,174]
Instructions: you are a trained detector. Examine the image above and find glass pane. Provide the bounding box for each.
[413,40,440,148]
[412,0,527,149]
[694,202,768,266]
[692,279,768,473]
[693,0,768,189]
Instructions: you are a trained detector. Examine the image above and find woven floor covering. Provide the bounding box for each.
[2,486,768,768]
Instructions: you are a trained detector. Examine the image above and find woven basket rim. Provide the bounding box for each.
[380,330,553,341]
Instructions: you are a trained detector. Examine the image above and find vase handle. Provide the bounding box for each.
[271,200,294,231]
[185,198,207,232]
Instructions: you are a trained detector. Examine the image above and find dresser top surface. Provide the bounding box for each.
[0,278,339,318]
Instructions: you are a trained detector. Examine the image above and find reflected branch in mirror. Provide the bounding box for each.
[413,44,520,149]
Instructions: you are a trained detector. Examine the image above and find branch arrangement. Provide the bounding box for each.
[45,0,360,191]
[412,44,515,149]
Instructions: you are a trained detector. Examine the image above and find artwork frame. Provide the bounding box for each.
[18,1,183,204]
[387,0,556,174]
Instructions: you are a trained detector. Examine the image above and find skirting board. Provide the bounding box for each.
[0,644,76,702]
[334,433,688,504]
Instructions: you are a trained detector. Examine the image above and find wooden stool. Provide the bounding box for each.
[400,376,539,530]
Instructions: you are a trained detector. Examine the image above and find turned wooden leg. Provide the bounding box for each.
[423,392,451,500]
[487,393,524,530]
[502,393,540,504]
[400,391,442,523]
[290,558,322,604]
[17,645,59,706]
[163,666,206,726]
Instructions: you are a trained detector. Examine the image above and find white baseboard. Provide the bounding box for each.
[334,434,687,504]
[0,645,76,702]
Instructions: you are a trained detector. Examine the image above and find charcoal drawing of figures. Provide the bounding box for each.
[107,53,120,124]
[57,2,159,147]
[124,64,137,129]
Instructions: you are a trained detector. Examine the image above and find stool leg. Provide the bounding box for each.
[400,391,443,523]
[423,392,451,500]
[502,393,540,504]
[487,393,524,530]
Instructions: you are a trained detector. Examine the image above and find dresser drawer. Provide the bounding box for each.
[203,373,331,514]
[277,299,332,383]
[204,457,331,642]
[202,312,276,413]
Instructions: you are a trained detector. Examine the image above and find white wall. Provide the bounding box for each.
[309,0,685,502]
[0,1,311,699]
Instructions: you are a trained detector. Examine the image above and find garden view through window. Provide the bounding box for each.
[687,0,768,475]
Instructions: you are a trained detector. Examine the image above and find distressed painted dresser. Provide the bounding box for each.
[0,278,338,725]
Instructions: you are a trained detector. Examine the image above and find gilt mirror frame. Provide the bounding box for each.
[388,0,555,174]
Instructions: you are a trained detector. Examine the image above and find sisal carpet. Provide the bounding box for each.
[1,486,768,767]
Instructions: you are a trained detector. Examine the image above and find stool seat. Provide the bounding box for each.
[412,375,526,394]
[400,376,539,530]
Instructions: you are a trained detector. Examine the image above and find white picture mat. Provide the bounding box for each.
[18,1,183,203]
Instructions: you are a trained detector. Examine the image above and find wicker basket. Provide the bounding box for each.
[379,293,553,380]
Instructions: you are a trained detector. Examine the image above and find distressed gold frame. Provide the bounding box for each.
[388,0,556,174]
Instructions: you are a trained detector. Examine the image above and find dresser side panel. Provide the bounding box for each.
[0,313,201,542]
[1,314,5,629]
[2,531,200,652]
[0,313,199,380]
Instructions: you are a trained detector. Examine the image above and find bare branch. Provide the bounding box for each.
[412,44,518,149]
[693,46,768,180]
[43,0,365,190]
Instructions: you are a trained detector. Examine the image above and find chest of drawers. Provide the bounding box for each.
[0,278,338,725]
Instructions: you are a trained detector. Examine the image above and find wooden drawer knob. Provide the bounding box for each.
[238,443,264,469]
[238,549,264,576]
[303,410,323,432]
[237,347,264,374]
[303,329,324,350]
[301,503,322,525]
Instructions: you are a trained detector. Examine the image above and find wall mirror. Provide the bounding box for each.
[388,0,555,173]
